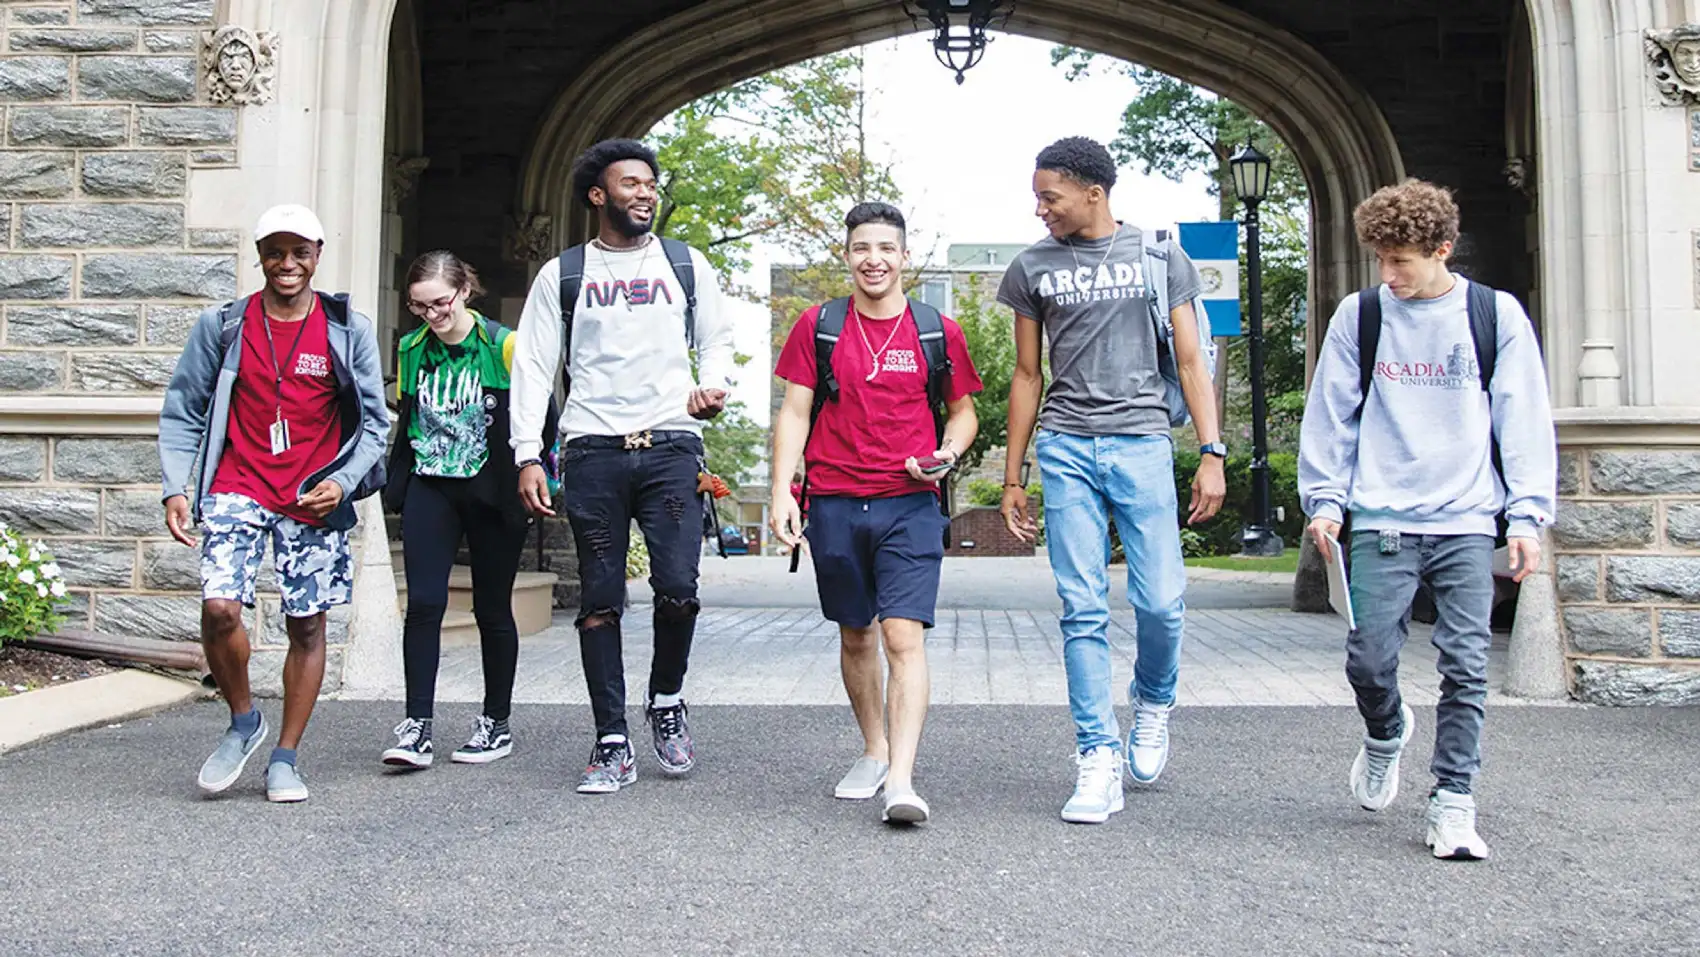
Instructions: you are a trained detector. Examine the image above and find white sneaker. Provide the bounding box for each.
[1061,746,1124,824]
[1350,702,1414,811]
[1125,699,1173,784]
[882,788,930,825]
[1426,790,1490,861]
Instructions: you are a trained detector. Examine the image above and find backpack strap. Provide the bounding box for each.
[811,298,850,420]
[907,297,951,417]
[1466,280,1497,394]
[658,237,698,350]
[217,296,248,353]
[557,245,586,398]
[1353,287,1383,420]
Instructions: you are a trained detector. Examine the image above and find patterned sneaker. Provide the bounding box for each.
[1126,698,1174,784]
[1426,790,1491,861]
[646,700,695,775]
[381,718,433,769]
[452,715,513,764]
[266,761,309,803]
[577,739,637,794]
[1351,702,1415,811]
[1061,746,1124,824]
[196,712,269,793]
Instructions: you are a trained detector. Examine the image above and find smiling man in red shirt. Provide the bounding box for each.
[770,202,982,826]
[158,204,389,804]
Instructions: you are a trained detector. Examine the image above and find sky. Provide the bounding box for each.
[714,32,1219,426]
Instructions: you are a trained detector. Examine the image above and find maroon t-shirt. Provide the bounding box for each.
[776,303,982,499]
[209,295,341,524]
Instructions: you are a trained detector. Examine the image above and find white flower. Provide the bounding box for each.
[26,547,40,563]
[41,562,61,579]
[17,568,35,585]
[0,591,7,603]
[49,581,66,598]
[35,583,47,598]
[3,553,17,568]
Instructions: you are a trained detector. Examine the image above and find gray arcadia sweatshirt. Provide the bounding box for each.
[1297,278,1556,539]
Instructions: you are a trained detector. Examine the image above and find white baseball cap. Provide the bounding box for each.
[253,204,325,244]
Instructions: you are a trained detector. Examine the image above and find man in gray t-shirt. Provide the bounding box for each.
[996,223,1203,436]
[996,137,1225,827]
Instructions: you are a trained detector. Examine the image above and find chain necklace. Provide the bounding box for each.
[592,234,655,311]
[853,301,907,382]
[1067,224,1119,277]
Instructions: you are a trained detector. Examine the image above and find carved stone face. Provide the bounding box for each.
[1674,39,1700,86]
[218,40,256,90]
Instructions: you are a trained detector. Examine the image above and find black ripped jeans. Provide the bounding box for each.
[560,431,705,738]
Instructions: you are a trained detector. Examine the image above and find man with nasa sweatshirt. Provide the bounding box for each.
[1298,179,1555,861]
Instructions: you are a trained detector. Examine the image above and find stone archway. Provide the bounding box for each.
[514,0,1406,359]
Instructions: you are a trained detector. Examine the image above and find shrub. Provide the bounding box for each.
[626,531,650,582]
[1172,449,1305,556]
[0,524,68,645]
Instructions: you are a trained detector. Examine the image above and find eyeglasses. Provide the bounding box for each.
[406,292,457,317]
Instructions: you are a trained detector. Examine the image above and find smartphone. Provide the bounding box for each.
[914,455,954,477]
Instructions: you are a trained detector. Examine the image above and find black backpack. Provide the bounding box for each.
[788,296,954,573]
[556,237,698,398]
[1354,280,1507,543]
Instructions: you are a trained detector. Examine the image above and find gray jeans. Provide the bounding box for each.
[1346,531,1494,795]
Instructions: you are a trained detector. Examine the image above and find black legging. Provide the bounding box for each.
[401,476,526,721]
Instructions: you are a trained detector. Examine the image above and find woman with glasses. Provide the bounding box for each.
[379,250,553,769]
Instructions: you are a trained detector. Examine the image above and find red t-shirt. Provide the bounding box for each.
[209,295,342,524]
[776,303,982,499]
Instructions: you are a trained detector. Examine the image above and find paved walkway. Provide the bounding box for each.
[352,556,1517,708]
[3,701,1695,955]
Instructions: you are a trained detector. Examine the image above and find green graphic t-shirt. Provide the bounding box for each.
[398,313,513,480]
[409,336,488,478]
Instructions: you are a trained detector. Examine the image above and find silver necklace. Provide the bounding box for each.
[853,302,906,382]
[592,234,655,311]
[1068,225,1119,277]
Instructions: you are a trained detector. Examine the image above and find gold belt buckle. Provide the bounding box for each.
[623,430,654,450]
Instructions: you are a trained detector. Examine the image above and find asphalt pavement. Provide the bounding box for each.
[1,700,1695,956]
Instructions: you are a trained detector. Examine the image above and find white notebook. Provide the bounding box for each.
[1325,539,1356,631]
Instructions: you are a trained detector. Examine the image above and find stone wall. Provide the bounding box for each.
[0,0,353,689]
[1553,447,1700,705]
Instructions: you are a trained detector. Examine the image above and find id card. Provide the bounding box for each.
[270,417,291,456]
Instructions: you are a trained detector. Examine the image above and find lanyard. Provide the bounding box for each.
[260,310,312,417]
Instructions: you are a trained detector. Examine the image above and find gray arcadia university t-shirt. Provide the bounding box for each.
[997,224,1203,437]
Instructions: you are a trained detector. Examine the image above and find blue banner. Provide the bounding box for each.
[1178,221,1241,336]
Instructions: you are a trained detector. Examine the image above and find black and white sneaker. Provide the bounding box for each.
[381,718,433,769]
[452,715,513,764]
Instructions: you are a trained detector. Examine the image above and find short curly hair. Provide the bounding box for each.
[1036,136,1118,191]
[1353,178,1460,256]
[570,138,659,211]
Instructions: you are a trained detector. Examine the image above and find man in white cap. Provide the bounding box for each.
[158,204,389,803]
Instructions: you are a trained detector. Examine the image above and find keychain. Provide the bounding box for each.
[1378,529,1401,555]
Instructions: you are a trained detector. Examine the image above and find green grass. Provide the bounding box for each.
[1184,548,1300,574]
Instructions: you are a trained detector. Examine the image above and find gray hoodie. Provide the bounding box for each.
[1297,278,1556,539]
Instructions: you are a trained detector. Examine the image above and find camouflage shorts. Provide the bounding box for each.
[199,492,352,617]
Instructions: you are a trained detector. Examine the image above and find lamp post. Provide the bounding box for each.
[1230,143,1284,558]
[902,0,1015,84]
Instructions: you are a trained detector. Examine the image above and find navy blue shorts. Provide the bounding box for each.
[804,493,948,628]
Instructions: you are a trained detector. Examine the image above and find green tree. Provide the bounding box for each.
[949,276,1015,477]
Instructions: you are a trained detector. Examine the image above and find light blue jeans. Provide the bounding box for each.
[1037,429,1187,753]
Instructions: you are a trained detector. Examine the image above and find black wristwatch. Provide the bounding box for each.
[517,457,542,470]
[1200,442,1227,459]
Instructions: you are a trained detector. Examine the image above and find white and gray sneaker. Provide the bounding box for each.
[1426,790,1490,861]
[196,713,269,793]
[882,787,930,825]
[1126,698,1174,784]
[1351,701,1415,811]
[834,756,889,800]
[266,761,309,803]
[452,715,513,764]
[1061,745,1124,824]
[381,718,433,769]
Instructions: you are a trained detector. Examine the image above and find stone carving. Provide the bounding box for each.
[202,25,277,106]
[1690,106,1700,172]
[385,155,430,209]
[505,213,554,263]
[1646,24,1700,106]
[1503,155,1534,196]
